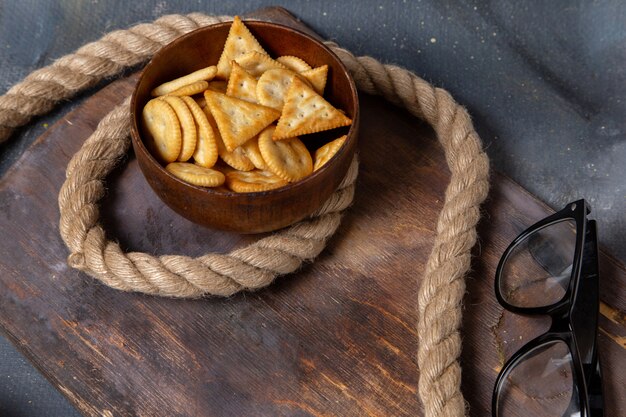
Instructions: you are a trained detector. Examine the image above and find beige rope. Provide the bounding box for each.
[0,13,489,417]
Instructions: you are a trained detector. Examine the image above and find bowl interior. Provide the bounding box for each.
[131,20,358,198]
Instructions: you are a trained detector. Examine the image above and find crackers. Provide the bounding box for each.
[273,77,352,140]
[141,16,351,192]
[256,68,299,110]
[225,170,288,193]
[181,96,218,168]
[142,98,181,163]
[216,16,268,79]
[314,135,347,171]
[160,96,197,162]
[235,51,288,78]
[204,90,280,152]
[151,66,216,96]
[226,61,258,103]
[258,125,312,182]
[166,162,225,187]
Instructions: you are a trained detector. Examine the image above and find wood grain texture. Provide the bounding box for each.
[0,7,624,417]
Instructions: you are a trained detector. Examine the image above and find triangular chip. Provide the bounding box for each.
[216,16,267,79]
[301,65,328,95]
[273,77,352,140]
[203,107,253,171]
[204,90,280,152]
[234,51,288,78]
[226,61,258,103]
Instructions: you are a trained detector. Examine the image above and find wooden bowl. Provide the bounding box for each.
[130,20,359,233]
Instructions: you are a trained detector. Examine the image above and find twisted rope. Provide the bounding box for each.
[0,13,489,417]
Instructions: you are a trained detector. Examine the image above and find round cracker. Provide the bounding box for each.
[166,80,209,97]
[165,162,225,187]
[314,135,347,171]
[180,97,218,168]
[220,146,255,171]
[276,55,312,73]
[142,98,181,163]
[160,96,197,162]
[242,135,267,170]
[258,125,312,182]
[151,66,216,96]
[225,170,288,193]
[256,68,298,110]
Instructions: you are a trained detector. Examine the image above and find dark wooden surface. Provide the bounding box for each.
[1,7,625,417]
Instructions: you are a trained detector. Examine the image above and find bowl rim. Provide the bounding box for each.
[130,19,359,198]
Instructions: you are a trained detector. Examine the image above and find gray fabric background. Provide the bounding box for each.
[0,1,624,416]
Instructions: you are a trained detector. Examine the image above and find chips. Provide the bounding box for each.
[256,68,301,110]
[235,51,288,78]
[204,90,280,152]
[142,98,181,163]
[273,77,352,140]
[314,135,347,171]
[241,135,267,170]
[226,61,258,103]
[141,16,351,192]
[151,66,217,96]
[276,55,312,73]
[216,16,268,79]
[166,162,225,187]
[166,80,209,97]
[181,96,218,168]
[301,65,328,95]
[258,125,312,182]
[225,169,288,193]
[159,96,197,162]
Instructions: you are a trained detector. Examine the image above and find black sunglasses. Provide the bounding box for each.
[492,199,603,417]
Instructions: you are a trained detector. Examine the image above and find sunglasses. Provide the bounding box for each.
[492,199,603,417]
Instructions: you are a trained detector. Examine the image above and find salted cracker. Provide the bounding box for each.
[234,51,288,78]
[301,65,328,95]
[180,96,218,168]
[276,55,312,73]
[203,90,280,152]
[256,68,299,110]
[273,77,352,140]
[202,106,253,171]
[166,80,209,97]
[160,96,197,162]
[313,135,347,171]
[241,135,267,170]
[151,66,216,96]
[225,169,288,193]
[216,16,267,79]
[258,125,312,182]
[226,61,258,103]
[165,162,225,187]
[141,98,181,163]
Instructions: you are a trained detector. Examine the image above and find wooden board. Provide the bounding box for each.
[1,7,624,417]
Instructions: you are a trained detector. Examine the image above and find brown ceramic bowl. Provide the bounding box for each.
[130,20,359,233]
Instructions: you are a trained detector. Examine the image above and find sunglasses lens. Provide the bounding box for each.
[496,340,579,416]
[499,219,576,308]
